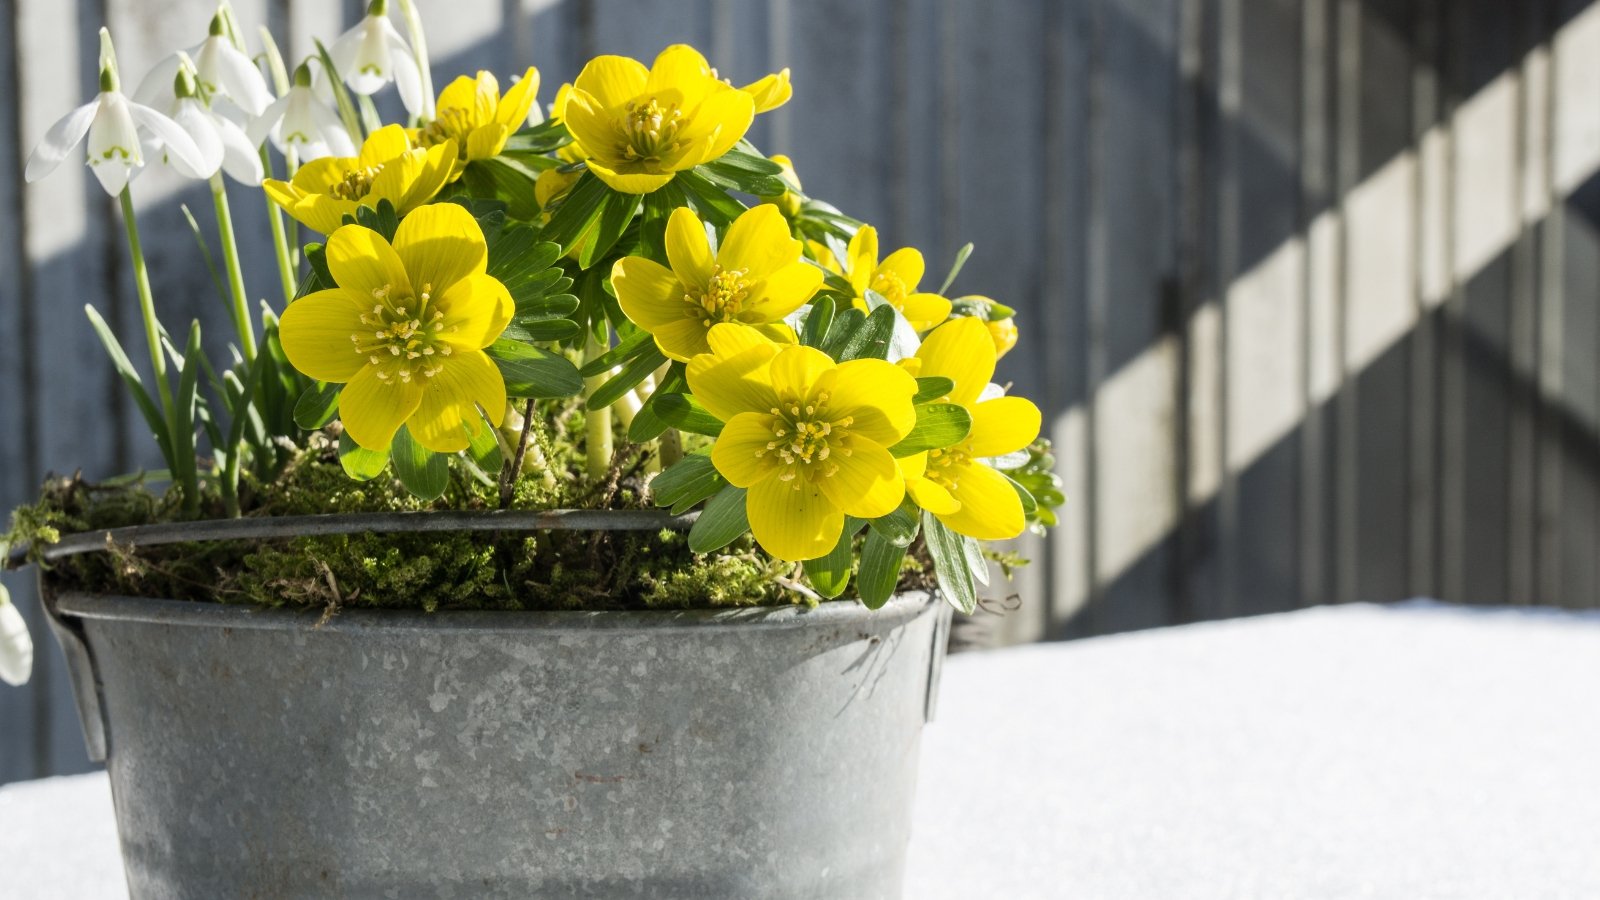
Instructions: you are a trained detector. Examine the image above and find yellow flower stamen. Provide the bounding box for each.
[870,270,908,307]
[687,266,751,326]
[923,443,972,491]
[331,165,381,201]
[419,107,474,154]
[621,96,684,162]
[347,282,457,384]
[751,393,858,489]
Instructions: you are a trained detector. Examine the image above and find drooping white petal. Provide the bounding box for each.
[214,113,264,184]
[247,92,291,148]
[164,98,224,178]
[131,50,190,108]
[0,590,32,687]
[197,36,272,116]
[386,29,423,116]
[309,95,356,157]
[127,99,207,178]
[25,97,100,182]
[86,93,142,195]
[328,23,368,90]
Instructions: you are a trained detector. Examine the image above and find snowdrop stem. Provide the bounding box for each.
[261,148,295,307]
[582,331,613,481]
[118,188,175,417]
[209,173,257,360]
[395,0,435,121]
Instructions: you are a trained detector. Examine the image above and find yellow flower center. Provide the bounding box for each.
[924,443,971,490]
[870,270,908,307]
[687,266,751,326]
[332,165,382,201]
[348,282,457,384]
[420,108,475,156]
[754,393,856,487]
[621,96,684,162]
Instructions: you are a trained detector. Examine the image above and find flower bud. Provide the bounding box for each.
[0,585,33,687]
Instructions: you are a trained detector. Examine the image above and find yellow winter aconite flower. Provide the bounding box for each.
[278,203,513,453]
[842,226,952,332]
[901,317,1040,540]
[417,66,541,175]
[612,204,821,361]
[563,44,754,194]
[690,325,917,561]
[264,124,455,234]
[759,153,802,218]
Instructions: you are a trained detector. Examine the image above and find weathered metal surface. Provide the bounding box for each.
[53,589,948,900]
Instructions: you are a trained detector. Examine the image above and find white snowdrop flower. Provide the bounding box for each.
[330,0,423,116]
[143,59,264,184]
[25,28,206,196]
[134,11,274,118]
[248,64,357,162]
[0,585,32,688]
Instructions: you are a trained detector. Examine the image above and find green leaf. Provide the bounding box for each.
[465,414,504,472]
[923,513,977,614]
[295,242,333,300]
[224,354,268,459]
[913,376,955,405]
[487,339,584,398]
[502,119,573,154]
[890,403,972,457]
[1004,471,1038,518]
[510,318,581,342]
[802,525,854,599]
[961,523,990,587]
[869,502,921,546]
[821,304,896,361]
[293,381,341,430]
[697,150,788,196]
[338,431,389,480]
[390,426,450,501]
[351,198,399,240]
[627,364,688,442]
[652,393,723,437]
[857,526,908,609]
[673,169,747,227]
[587,343,667,410]
[937,242,974,295]
[687,485,749,553]
[651,451,727,515]
[169,321,205,502]
[84,305,174,467]
[578,328,654,377]
[485,225,564,304]
[541,172,641,266]
[800,296,835,349]
[466,157,542,220]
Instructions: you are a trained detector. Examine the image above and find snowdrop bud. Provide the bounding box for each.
[0,585,33,687]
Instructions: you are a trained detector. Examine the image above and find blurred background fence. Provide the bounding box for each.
[3,0,1599,782]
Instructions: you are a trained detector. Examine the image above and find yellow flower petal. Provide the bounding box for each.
[747,476,844,562]
[277,289,371,383]
[649,318,716,362]
[916,316,995,408]
[438,74,491,122]
[496,67,541,127]
[877,247,925,290]
[815,359,917,446]
[681,86,753,164]
[739,261,822,322]
[817,437,904,519]
[408,349,506,453]
[846,226,878,294]
[767,345,833,403]
[710,412,782,487]
[613,256,687,328]
[288,193,355,235]
[648,44,714,93]
[686,338,780,421]
[358,124,413,168]
[395,142,457,213]
[326,225,411,296]
[561,88,620,160]
[466,123,509,161]
[572,55,649,110]
[584,158,676,194]
[968,396,1041,458]
[392,202,488,294]
[717,204,801,281]
[434,274,514,350]
[900,292,952,331]
[907,474,961,515]
[941,461,1025,540]
[740,69,792,114]
[340,366,422,452]
[706,322,780,357]
[665,206,715,287]
[289,157,348,193]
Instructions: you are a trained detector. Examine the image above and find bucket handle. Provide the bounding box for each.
[923,603,952,724]
[38,579,110,762]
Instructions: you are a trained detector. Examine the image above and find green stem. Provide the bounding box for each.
[261,147,296,307]
[659,428,683,468]
[119,188,174,417]
[582,332,613,481]
[210,175,257,360]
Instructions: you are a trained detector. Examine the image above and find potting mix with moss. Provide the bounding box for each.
[3,0,1063,632]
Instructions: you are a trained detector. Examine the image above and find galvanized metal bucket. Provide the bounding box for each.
[37,513,950,900]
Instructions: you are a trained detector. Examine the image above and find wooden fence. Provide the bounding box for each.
[2,0,1599,782]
